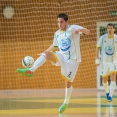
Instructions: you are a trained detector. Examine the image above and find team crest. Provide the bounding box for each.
[105,46,115,56]
[60,38,71,52]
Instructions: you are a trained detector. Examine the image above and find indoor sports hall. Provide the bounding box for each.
[0,0,117,117]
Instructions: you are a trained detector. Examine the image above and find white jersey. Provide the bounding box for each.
[97,34,117,63]
[53,25,83,62]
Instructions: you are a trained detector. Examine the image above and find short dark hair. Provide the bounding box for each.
[107,23,115,28]
[57,13,68,21]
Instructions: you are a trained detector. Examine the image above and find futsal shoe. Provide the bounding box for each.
[107,96,112,102]
[58,103,68,113]
[17,68,33,77]
[106,93,109,100]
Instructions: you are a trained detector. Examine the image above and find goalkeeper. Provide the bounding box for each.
[95,23,117,102]
[17,13,90,113]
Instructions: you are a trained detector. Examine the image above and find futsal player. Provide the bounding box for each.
[95,23,117,101]
[17,13,90,113]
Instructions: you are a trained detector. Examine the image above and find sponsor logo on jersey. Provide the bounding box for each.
[60,38,71,52]
[105,46,115,56]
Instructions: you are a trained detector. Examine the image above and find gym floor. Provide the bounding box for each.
[0,89,116,117]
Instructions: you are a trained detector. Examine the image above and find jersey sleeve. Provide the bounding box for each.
[71,25,83,30]
[97,36,103,48]
[53,33,58,47]
[71,25,84,35]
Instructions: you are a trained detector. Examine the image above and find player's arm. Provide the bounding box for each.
[95,47,100,65]
[38,44,56,56]
[74,28,90,35]
[46,33,59,52]
[95,36,103,65]
[44,33,58,52]
[45,44,56,52]
[71,25,90,35]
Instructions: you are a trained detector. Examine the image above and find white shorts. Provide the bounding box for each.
[100,63,117,77]
[50,51,79,82]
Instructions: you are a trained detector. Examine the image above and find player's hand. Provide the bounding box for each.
[38,53,42,56]
[96,64,100,66]
[74,29,81,34]
[38,51,47,56]
[95,59,100,66]
[38,52,44,56]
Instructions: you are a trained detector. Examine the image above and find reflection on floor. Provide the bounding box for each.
[0,89,116,117]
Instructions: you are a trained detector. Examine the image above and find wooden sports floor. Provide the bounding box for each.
[0,89,116,117]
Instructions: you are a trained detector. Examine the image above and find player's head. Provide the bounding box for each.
[107,23,115,35]
[57,13,68,30]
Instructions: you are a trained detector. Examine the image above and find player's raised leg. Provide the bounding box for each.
[17,51,56,77]
[58,81,73,113]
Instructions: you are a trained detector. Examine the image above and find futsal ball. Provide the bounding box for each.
[22,56,34,68]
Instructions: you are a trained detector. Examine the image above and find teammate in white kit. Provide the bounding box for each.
[95,23,117,101]
[17,13,90,113]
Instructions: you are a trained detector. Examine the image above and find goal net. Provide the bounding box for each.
[0,0,117,90]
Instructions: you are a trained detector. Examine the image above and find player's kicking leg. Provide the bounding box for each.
[58,81,73,113]
[17,68,34,77]
[17,52,56,77]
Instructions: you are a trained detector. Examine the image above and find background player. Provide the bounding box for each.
[17,13,90,113]
[95,23,117,101]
